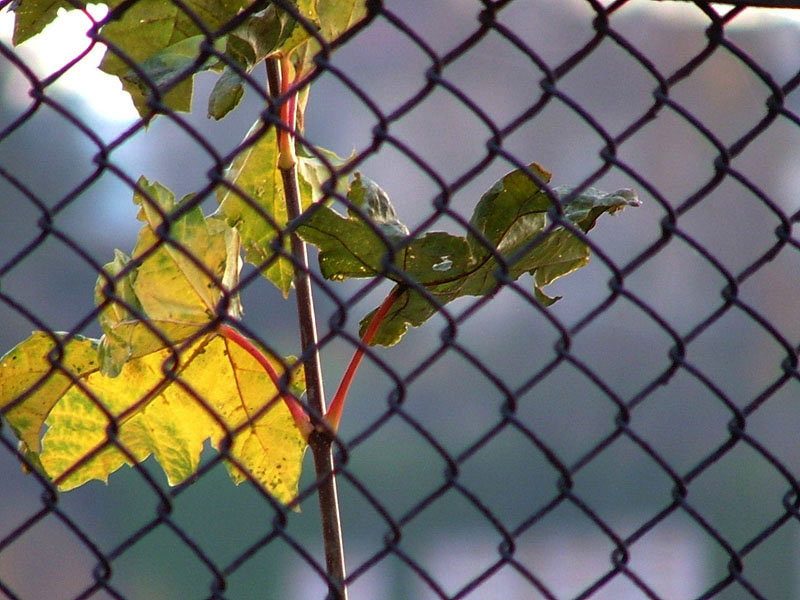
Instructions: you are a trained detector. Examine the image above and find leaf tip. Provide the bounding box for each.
[527,162,553,183]
[534,286,561,307]
[608,188,641,210]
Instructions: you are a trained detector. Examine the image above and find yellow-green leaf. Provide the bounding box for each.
[133,177,242,320]
[296,143,353,205]
[1,331,307,504]
[96,176,242,376]
[285,0,367,77]
[318,0,368,42]
[121,34,226,116]
[98,0,248,118]
[277,0,319,61]
[216,124,349,295]
[10,0,79,45]
[0,332,99,451]
[207,66,246,120]
[201,337,307,498]
[216,122,295,296]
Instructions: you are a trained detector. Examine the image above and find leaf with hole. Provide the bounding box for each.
[297,163,640,345]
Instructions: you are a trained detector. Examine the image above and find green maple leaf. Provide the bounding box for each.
[0,331,306,503]
[297,163,641,346]
[208,6,294,119]
[9,0,247,117]
[296,172,409,281]
[98,0,249,118]
[96,176,242,376]
[10,0,76,45]
[10,1,368,120]
[210,0,370,119]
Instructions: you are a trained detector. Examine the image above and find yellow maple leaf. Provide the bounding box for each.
[0,331,307,505]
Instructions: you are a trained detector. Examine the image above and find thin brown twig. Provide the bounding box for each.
[268,57,349,600]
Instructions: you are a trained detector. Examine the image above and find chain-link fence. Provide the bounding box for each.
[1,1,800,599]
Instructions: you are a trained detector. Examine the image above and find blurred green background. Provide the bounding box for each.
[1,1,800,599]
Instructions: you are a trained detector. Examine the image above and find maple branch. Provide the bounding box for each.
[326,285,403,431]
[277,55,298,170]
[217,324,311,437]
[269,57,349,600]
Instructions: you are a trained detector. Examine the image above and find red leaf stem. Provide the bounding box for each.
[217,324,311,437]
[325,286,403,431]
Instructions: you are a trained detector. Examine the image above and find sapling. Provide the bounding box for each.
[0,2,639,598]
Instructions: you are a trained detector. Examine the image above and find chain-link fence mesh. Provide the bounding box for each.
[1,1,800,599]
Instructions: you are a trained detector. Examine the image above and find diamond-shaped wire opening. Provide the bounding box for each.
[0,102,105,206]
[621,235,733,335]
[744,378,800,478]
[386,486,513,598]
[163,453,288,565]
[512,498,626,599]
[564,296,677,397]
[106,518,225,599]
[448,285,565,386]
[309,12,437,121]
[547,36,663,137]
[624,509,716,599]
[436,28,546,130]
[453,424,569,528]
[687,305,795,405]
[375,82,500,185]
[731,511,800,599]
[667,60,770,150]
[219,523,333,599]
[381,349,515,453]
[514,361,621,468]
[683,441,794,552]
[568,434,679,534]
[493,2,600,70]
[0,509,105,600]
[381,1,482,60]
[342,399,454,517]
[677,179,789,276]
[1,233,106,335]
[628,368,735,475]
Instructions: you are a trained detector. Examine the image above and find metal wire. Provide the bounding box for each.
[1,1,799,599]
